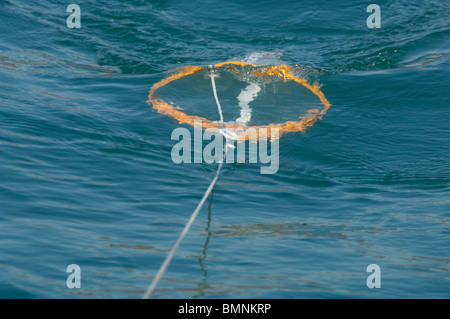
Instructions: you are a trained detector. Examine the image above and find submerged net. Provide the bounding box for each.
[148,62,331,139]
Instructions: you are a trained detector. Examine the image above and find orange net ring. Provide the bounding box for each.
[147,61,331,139]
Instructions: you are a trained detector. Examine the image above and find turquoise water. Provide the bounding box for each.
[0,0,449,298]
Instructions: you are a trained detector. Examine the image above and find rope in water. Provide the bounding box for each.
[142,66,225,299]
[208,65,225,128]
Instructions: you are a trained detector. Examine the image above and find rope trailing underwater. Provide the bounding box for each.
[142,66,226,299]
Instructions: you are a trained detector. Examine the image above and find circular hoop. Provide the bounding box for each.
[147,62,331,139]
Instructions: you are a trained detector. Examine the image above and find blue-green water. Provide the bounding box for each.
[1,0,449,298]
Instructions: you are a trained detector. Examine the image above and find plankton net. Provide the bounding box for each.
[148,62,331,140]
